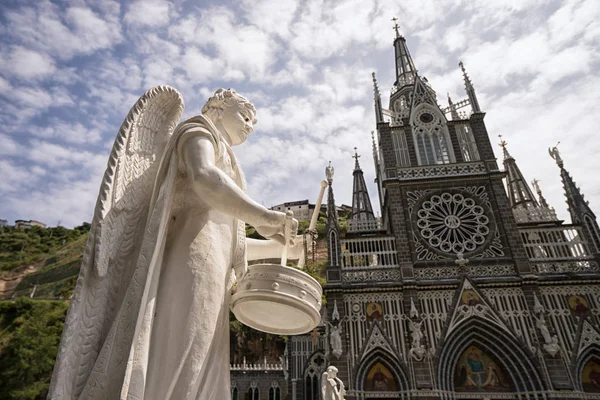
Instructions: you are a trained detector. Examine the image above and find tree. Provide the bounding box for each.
[0,299,68,400]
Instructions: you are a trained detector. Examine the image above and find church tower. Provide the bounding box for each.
[288,24,600,400]
[374,25,531,279]
[350,148,376,228]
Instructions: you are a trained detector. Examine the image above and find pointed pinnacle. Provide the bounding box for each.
[459,61,473,86]
[372,72,380,96]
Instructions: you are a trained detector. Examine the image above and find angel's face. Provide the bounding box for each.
[220,100,256,146]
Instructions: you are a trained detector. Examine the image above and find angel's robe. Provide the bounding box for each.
[322,375,345,400]
[50,114,247,400]
[140,116,248,399]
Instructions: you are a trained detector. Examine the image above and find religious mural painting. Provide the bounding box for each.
[366,302,384,321]
[582,359,600,392]
[568,295,590,315]
[461,289,480,306]
[454,346,512,392]
[364,362,398,392]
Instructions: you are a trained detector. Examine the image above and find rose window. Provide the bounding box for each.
[417,193,490,254]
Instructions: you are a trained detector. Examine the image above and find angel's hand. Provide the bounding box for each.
[255,211,298,245]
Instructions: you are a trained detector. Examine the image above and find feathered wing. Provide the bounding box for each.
[49,86,184,399]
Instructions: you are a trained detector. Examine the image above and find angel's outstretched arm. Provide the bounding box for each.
[246,233,307,261]
[183,134,288,236]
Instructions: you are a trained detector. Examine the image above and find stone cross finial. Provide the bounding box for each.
[311,328,319,345]
[391,17,400,38]
[352,148,361,170]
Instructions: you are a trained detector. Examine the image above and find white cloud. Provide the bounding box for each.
[124,0,172,28]
[0,133,22,155]
[0,160,33,194]
[170,7,278,81]
[4,1,122,60]
[1,46,56,79]
[31,121,102,144]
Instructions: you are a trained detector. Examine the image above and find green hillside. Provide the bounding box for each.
[0,299,68,400]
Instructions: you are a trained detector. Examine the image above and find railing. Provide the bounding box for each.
[347,218,384,233]
[385,161,487,181]
[230,357,283,371]
[341,237,397,270]
[520,225,592,261]
[520,225,599,274]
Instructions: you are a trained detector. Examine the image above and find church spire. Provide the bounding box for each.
[351,148,375,223]
[532,179,549,208]
[550,144,595,221]
[325,162,341,268]
[459,61,481,113]
[550,144,600,252]
[392,19,416,87]
[372,72,384,124]
[499,137,539,210]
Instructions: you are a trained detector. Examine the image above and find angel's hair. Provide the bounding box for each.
[202,88,257,124]
[327,366,338,374]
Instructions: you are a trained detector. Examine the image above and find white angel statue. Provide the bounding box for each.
[321,366,346,400]
[48,86,303,399]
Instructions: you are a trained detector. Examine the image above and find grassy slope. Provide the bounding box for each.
[12,235,86,300]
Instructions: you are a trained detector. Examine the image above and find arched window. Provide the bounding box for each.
[329,230,339,266]
[456,124,479,161]
[412,107,454,166]
[269,381,281,400]
[247,381,259,400]
[231,381,238,400]
[304,352,326,400]
[391,130,410,166]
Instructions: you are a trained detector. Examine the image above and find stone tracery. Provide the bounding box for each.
[417,192,490,254]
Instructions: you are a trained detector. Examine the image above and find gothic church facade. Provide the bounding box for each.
[286,28,600,400]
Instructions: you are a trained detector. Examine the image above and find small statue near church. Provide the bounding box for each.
[321,366,346,400]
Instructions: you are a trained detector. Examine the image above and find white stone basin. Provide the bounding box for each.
[230,263,323,335]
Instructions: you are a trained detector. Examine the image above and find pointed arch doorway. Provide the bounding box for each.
[355,349,410,399]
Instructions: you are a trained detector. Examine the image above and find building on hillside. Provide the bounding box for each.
[0,219,7,227]
[14,220,46,229]
[270,200,347,223]
[271,200,312,222]
[281,26,600,400]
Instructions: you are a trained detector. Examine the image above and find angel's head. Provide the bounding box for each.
[326,365,338,378]
[202,88,257,146]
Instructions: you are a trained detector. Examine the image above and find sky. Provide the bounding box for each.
[0,0,599,228]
